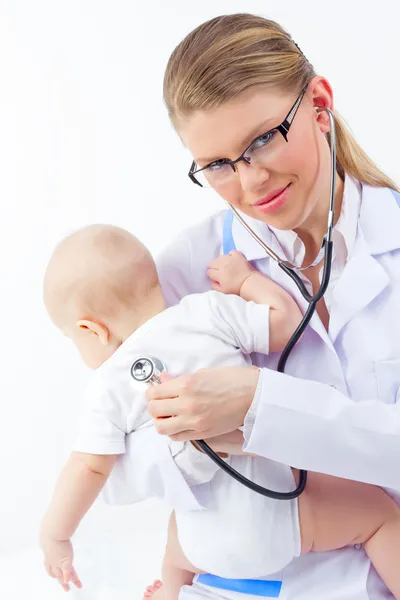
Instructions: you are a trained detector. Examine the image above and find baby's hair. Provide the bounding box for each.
[44,224,159,323]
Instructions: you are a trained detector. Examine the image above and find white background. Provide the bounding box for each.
[0,1,399,598]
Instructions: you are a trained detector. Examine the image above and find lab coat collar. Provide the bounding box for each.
[231,183,400,346]
[231,210,282,263]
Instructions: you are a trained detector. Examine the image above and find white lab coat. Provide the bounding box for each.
[152,182,400,599]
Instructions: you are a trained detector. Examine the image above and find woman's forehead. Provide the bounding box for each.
[179,88,290,164]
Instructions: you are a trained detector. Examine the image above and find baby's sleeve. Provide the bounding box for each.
[205,291,271,356]
[73,372,127,455]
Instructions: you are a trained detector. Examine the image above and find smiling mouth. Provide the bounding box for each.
[254,184,290,206]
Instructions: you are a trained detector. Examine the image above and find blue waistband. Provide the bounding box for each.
[196,574,282,597]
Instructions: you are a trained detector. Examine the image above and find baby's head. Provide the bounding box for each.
[44,224,164,368]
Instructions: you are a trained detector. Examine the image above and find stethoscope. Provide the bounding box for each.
[131,107,336,501]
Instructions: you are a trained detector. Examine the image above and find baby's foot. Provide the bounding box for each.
[143,579,163,599]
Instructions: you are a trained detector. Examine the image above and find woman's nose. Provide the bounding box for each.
[235,159,271,193]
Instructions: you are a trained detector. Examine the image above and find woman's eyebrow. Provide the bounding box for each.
[195,117,276,165]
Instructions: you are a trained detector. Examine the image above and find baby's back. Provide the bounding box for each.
[127,291,258,378]
[100,291,298,578]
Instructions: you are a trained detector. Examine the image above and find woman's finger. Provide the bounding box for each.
[146,375,189,401]
[168,429,213,442]
[147,397,183,418]
[158,372,172,383]
[153,415,194,436]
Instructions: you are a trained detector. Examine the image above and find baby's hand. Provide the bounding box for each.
[207,251,255,295]
[41,537,82,592]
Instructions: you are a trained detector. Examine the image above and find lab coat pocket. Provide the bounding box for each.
[374,359,400,404]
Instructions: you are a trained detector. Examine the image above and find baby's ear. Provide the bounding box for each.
[77,319,110,345]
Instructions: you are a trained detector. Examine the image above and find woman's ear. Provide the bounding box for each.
[308,76,334,134]
[77,319,110,345]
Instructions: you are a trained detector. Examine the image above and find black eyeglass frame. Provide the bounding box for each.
[188,87,308,187]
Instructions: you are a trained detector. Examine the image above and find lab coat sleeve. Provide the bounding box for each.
[243,368,400,489]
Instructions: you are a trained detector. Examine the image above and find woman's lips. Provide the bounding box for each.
[253,184,291,214]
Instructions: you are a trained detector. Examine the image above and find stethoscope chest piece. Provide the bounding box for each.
[130,356,167,385]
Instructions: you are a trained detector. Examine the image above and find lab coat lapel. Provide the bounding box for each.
[328,185,399,343]
[328,236,390,343]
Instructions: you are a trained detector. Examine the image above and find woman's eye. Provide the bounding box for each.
[252,131,276,149]
[206,159,229,172]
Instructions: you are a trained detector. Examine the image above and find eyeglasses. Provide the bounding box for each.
[188,87,307,189]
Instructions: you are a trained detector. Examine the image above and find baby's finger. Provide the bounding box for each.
[53,566,62,579]
[207,268,219,283]
[207,255,230,270]
[70,568,83,589]
[62,566,73,584]
[60,581,70,592]
[53,567,70,592]
[44,562,57,578]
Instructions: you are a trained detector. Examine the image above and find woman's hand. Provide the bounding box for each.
[146,366,260,441]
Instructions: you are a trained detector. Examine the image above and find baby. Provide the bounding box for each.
[40,224,400,600]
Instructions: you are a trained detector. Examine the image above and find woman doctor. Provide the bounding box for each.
[144,12,400,600]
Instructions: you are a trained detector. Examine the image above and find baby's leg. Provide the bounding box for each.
[145,512,202,600]
[298,471,400,599]
[362,506,400,599]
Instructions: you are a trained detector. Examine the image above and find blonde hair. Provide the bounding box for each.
[164,13,398,191]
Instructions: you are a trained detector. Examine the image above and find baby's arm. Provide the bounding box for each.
[40,451,116,590]
[207,251,302,352]
[240,270,302,352]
